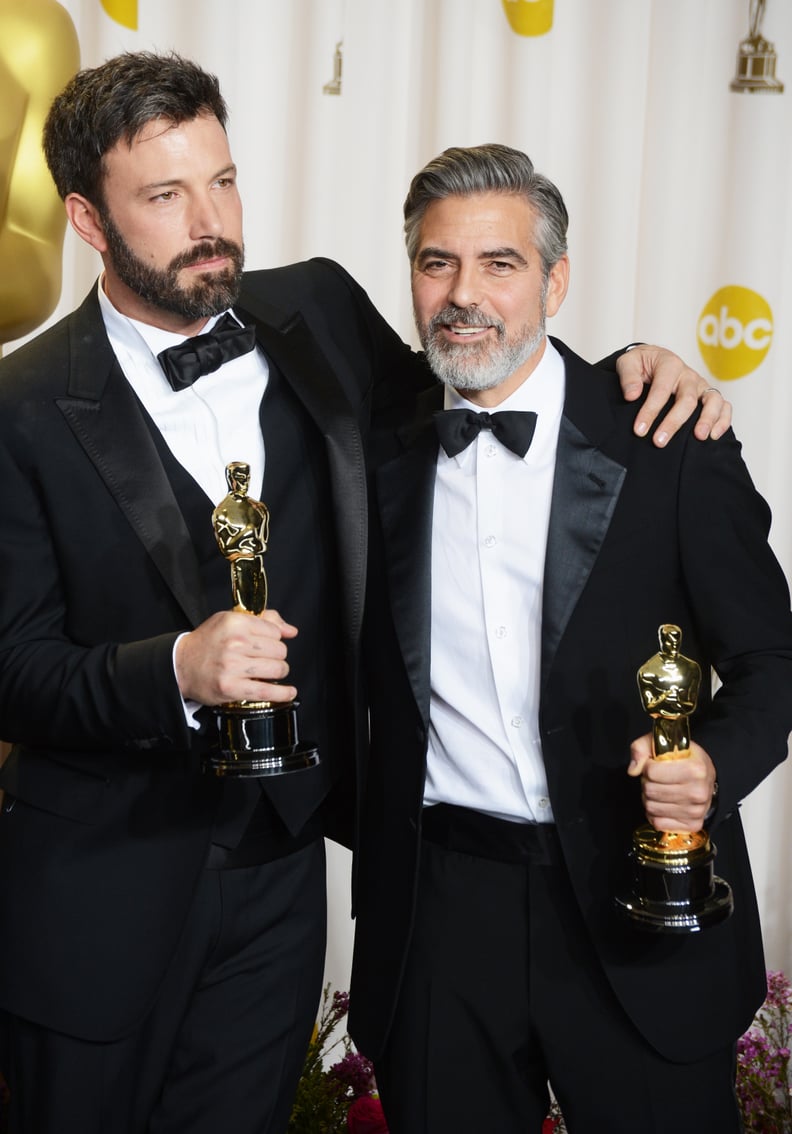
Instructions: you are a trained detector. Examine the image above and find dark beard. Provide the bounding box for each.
[100,209,244,321]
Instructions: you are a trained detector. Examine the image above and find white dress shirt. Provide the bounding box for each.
[98,281,270,725]
[98,280,268,503]
[424,339,565,823]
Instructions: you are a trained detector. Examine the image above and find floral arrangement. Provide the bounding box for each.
[543,1098,565,1132]
[287,986,388,1134]
[736,969,792,1133]
[288,985,563,1133]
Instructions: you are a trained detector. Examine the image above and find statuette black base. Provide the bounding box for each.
[208,700,320,778]
[615,825,734,933]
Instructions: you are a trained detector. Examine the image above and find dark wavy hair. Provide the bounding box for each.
[43,51,228,205]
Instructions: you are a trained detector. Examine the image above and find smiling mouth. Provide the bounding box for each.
[445,324,491,336]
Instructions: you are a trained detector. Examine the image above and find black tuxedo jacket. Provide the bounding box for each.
[350,338,792,1065]
[0,257,416,1042]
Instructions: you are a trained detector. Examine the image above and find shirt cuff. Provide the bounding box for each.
[173,632,202,731]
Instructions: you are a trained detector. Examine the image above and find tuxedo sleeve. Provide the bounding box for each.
[308,257,434,410]
[674,426,792,822]
[0,429,192,754]
[594,345,632,372]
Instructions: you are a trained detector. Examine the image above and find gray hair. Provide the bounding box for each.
[403,144,568,277]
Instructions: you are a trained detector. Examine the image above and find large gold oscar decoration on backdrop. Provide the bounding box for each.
[0,0,79,789]
[0,0,79,349]
[206,462,320,777]
[616,624,733,932]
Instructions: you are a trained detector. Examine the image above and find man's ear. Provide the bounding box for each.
[545,254,570,318]
[64,193,109,253]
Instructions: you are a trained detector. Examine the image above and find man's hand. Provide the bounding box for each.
[627,733,717,831]
[617,346,732,447]
[174,608,298,706]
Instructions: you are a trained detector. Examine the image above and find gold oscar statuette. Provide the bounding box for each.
[205,461,320,777]
[615,624,733,932]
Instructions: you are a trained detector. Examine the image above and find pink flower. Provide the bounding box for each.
[347,1094,389,1133]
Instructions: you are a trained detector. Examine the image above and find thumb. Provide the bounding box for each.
[628,734,653,778]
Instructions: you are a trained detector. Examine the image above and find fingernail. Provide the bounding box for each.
[635,421,648,437]
[655,430,668,447]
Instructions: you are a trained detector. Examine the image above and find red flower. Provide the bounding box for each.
[347,1094,389,1133]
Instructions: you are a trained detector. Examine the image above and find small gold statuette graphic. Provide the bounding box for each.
[206,461,320,777]
[730,0,784,93]
[616,624,733,933]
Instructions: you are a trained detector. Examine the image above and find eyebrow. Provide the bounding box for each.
[416,245,529,266]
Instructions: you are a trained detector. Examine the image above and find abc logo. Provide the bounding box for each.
[697,286,773,381]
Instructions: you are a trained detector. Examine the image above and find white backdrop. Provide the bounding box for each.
[5,0,791,992]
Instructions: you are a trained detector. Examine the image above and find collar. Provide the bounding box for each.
[97,276,242,371]
[442,337,566,465]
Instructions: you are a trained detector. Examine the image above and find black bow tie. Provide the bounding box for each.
[157,313,257,391]
[434,408,538,458]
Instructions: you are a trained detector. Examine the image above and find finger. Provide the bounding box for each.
[643,790,710,827]
[615,345,655,406]
[641,749,710,787]
[235,678,297,704]
[644,813,702,833]
[212,659,296,705]
[620,346,680,440]
[642,780,712,810]
[643,387,700,448]
[693,387,732,441]
[258,608,299,637]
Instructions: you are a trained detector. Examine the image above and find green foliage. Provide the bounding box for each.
[288,986,373,1134]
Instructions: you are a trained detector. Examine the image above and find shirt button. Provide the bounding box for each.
[486,443,497,457]
[511,716,523,728]
[495,626,508,639]
[538,797,550,810]
[483,535,497,548]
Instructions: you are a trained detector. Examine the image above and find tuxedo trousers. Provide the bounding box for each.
[375,805,742,1134]
[0,838,326,1134]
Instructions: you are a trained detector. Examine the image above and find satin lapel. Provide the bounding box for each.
[243,308,368,645]
[55,292,206,626]
[374,386,442,726]
[541,345,626,688]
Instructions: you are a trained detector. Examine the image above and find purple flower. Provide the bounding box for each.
[333,990,351,1016]
[329,1050,376,1099]
[735,972,792,1132]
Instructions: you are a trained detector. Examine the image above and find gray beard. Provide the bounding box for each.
[417,304,546,392]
